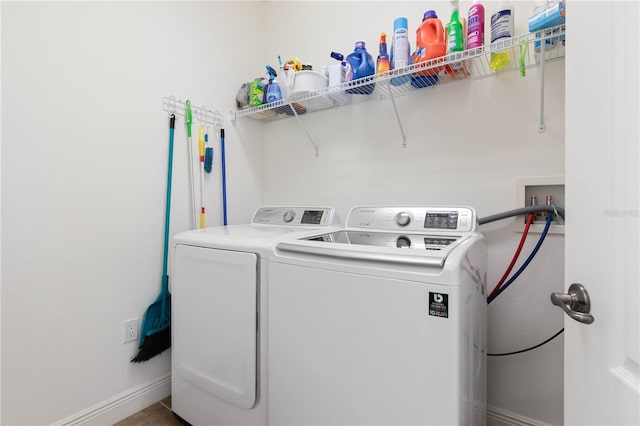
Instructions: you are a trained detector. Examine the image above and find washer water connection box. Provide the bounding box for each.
[515,176,565,235]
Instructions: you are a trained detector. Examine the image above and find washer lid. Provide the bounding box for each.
[274,206,479,267]
[277,233,472,267]
[172,224,337,252]
[171,206,340,253]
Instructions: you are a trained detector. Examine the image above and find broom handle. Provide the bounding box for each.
[185,101,196,229]
[162,114,176,289]
[199,126,206,228]
[221,128,227,226]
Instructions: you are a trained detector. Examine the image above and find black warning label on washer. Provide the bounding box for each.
[429,292,449,318]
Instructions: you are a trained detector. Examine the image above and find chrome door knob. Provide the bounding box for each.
[550,283,595,325]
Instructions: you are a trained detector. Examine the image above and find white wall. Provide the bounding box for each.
[1,2,264,424]
[257,1,564,424]
[2,1,565,425]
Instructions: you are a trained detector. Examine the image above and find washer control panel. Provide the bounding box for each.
[347,206,476,233]
[252,206,336,226]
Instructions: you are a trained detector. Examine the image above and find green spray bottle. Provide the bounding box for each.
[446,0,466,78]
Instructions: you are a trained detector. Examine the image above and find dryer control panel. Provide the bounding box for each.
[346,206,476,233]
[252,206,336,226]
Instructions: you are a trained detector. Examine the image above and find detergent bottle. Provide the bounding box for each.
[328,51,351,104]
[490,0,514,71]
[345,41,376,95]
[330,51,353,84]
[411,10,446,88]
[467,0,485,53]
[328,51,346,87]
[445,1,468,79]
[376,32,390,75]
[390,17,411,86]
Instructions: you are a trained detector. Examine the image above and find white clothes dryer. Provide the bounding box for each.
[170,206,339,426]
[268,206,487,426]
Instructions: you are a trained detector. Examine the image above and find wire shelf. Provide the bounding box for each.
[231,25,565,122]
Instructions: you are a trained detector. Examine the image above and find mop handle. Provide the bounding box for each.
[221,128,227,226]
[162,114,176,282]
[185,100,197,229]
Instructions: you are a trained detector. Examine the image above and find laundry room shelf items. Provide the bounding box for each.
[230,25,565,152]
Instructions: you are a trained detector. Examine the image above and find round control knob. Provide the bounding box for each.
[283,210,296,223]
[396,236,412,249]
[395,211,412,227]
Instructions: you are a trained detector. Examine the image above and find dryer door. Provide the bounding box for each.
[173,245,258,410]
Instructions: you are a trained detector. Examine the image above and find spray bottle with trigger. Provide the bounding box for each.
[264,65,282,103]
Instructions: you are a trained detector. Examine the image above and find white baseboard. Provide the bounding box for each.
[53,381,553,426]
[487,405,557,426]
[53,374,171,426]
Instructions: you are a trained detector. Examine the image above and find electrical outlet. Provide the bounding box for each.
[124,318,138,343]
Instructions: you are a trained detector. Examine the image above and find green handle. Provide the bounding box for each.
[185,99,192,137]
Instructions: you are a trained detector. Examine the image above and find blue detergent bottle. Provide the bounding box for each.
[345,41,376,95]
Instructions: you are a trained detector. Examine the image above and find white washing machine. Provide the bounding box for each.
[170,206,339,425]
[268,205,487,426]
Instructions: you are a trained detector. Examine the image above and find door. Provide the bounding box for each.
[172,245,258,410]
[564,1,639,424]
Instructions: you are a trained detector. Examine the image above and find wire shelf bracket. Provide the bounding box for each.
[289,104,319,156]
[538,39,547,133]
[387,84,408,147]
